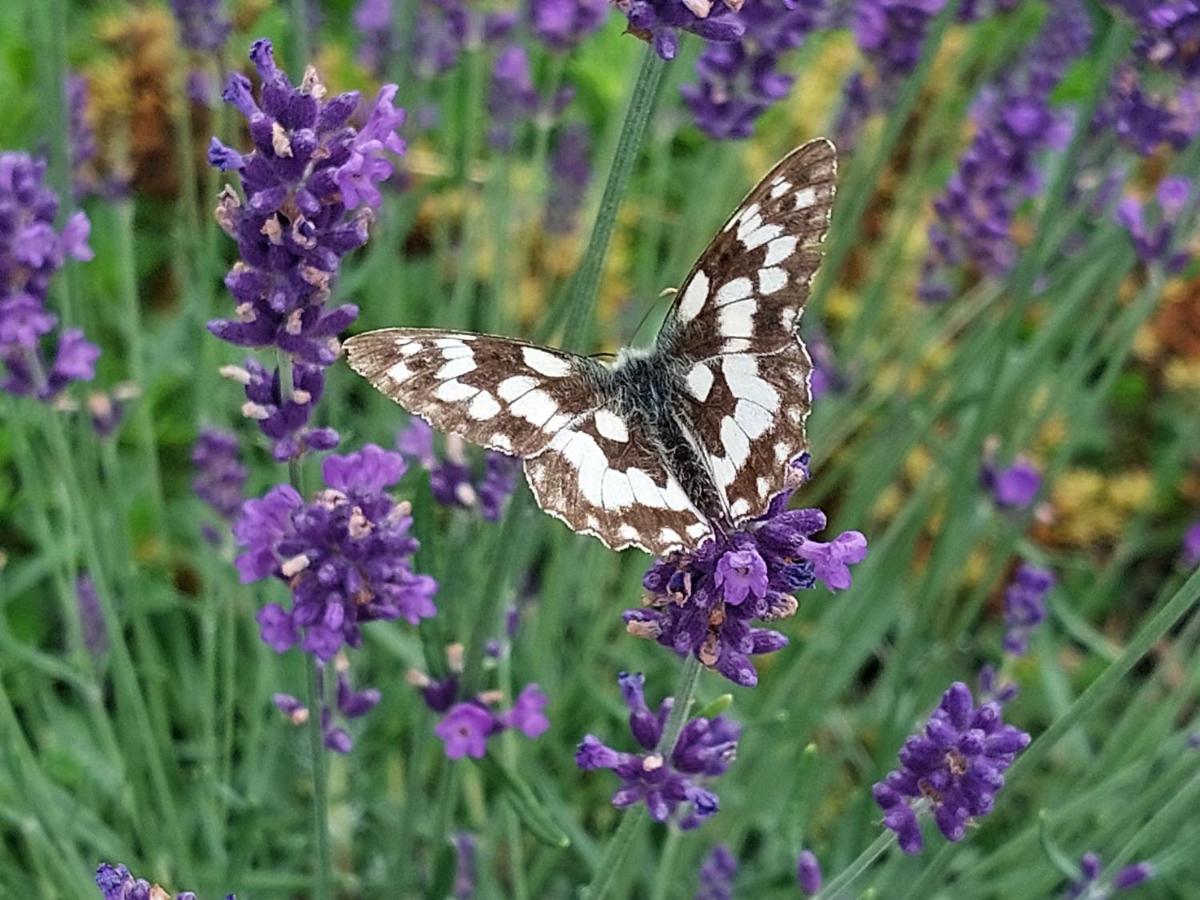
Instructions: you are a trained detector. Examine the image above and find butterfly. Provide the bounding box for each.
[344,139,836,556]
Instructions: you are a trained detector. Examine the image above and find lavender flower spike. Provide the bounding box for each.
[1002,564,1054,657]
[95,863,224,900]
[576,673,739,826]
[614,0,745,61]
[873,681,1029,854]
[1183,521,1200,568]
[1064,850,1156,898]
[696,844,737,900]
[530,0,609,51]
[796,849,822,895]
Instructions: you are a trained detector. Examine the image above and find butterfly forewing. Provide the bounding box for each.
[662,139,835,524]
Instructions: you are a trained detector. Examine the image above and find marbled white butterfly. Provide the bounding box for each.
[344,139,836,556]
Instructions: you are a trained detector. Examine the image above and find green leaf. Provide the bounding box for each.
[476,755,570,849]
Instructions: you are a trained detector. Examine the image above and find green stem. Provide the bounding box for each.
[649,827,684,900]
[559,46,665,352]
[305,659,333,900]
[816,829,895,899]
[581,654,705,900]
[290,0,313,67]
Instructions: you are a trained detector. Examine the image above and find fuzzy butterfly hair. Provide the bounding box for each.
[345,139,836,556]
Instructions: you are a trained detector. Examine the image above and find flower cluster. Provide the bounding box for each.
[192,427,248,526]
[682,0,825,140]
[1064,851,1155,899]
[0,152,96,400]
[236,444,437,661]
[982,455,1042,510]
[273,661,381,753]
[411,1,516,76]
[873,681,1030,854]
[1117,176,1192,271]
[170,0,230,54]
[576,672,740,825]
[1101,62,1200,156]
[796,849,822,895]
[614,0,745,61]
[435,683,550,758]
[852,0,946,85]
[398,419,519,521]
[354,0,394,77]
[95,863,226,900]
[696,844,737,900]
[530,0,609,51]
[628,492,868,687]
[1002,563,1054,656]
[919,0,1092,300]
[1114,0,1200,81]
[546,124,592,235]
[208,39,406,458]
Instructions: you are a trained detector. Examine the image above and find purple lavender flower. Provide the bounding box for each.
[629,500,867,687]
[354,0,393,76]
[192,428,247,523]
[978,663,1018,706]
[410,1,517,76]
[95,864,215,900]
[1064,850,1156,898]
[983,456,1042,509]
[796,849,822,895]
[1100,62,1200,156]
[488,45,540,150]
[1002,563,1054,656]
[530,0,609,51]
[397,419,518,521]
[453,833,477,900]
[696,844,737,900]
[807,330,843,399]
[170,0,231,53]
[433,681,551,758]
[1183,520,1200,567]
[614,0,745,61]
[273,664,382,753]
[546,124,592,235]
[1117,176,1192,271]
[873,682,1029,854]
[576,672,739,825]
[221,358,340,461]
[235,444,437,661]
[76,574,108,658]
[919,0,1092,300]
[208,40,405,458]
[682,1,824,140]
[68,74,99,200]
[853,0,946,81]
[1113,0,1200,80]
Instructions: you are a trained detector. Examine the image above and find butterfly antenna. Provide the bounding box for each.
[630,287,676,343]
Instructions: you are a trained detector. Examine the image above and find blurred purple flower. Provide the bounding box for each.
[235,445,437,661]
[614,0,745,61]
[797,849,822,895]
[1064,850,1156,898]
[919,0,1091,300]
[488,45,540,150]
[453,833,477,900]
[978,663,1019,706]
[1002,563,1054,656]
[1112,0,1200,80]
[68,74,99,200]
[546,124,592,234]
[577,673,739,825]
[433,682,548,758]
[192,428,247,524]
[630,491,867,687]
[1183,520,1200,567]
[397,419,519,521]
[983,456,1042,509]
[411,0,516,75]
[221,358,340,461]
[208,40,405,456]
[502,684,551,737]
[873,681,1029,854]
[0,152,97,400]
[1100,63,1200,156]
[354,0,393,76]
[530,0,609,50]
[170,0,231,53]
[76,574,108,658]
[853,0,946,81]
[438,703,499,758]
[682,0,824,140]
[1117,176,1193,271]
[696,844,737,900]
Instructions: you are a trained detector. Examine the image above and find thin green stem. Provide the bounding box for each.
[817,830,895,899]
[558,46,665,352]
[649,827,683,900]
[305,660,333,900]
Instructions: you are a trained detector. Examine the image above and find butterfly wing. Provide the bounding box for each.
[657,139,836,522]
[344,328,710,554]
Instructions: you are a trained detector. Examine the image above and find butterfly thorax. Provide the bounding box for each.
[604,349,731,531]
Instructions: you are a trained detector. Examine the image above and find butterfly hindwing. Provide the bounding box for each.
[661,139,835,525]
[343,328,603,457]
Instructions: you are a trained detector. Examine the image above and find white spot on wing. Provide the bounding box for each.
[618,524,641,541]
[628,468,667,509]
[794,186,817,209]
[721,416,751,468]
[661,478,693,511]
[498,375,539,401]
[436,355,476,380]
[716,277,753,306]
[435,379,477,402]
[770,179,791,199]
[719,298,757,338]
[730,498,751,518]
[757,476,770,496]
[774,441,791,462]
[743,224,783,251]
[522,347,572,377]
[686,522,709,540]
[723,355,780,412]
[677,271,710,323]
[491,434,513,451]
[469,391,501,420]
[686,363,714,401]
[735,398,773,439]
[658,527,683,546]
[764,236,797,266]
[759,267,787,295]
[723,338,752,353]
[399,342,422,357]
[594,410,630,443]
[509,390,559,427]
[601,470,634,510]
[386,362,413,383]
[433,338,466,348]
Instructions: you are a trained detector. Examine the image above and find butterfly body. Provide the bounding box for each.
[345,139,837,556]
